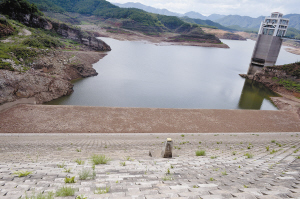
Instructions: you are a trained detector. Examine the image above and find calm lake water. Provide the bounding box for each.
[46,38,300,110]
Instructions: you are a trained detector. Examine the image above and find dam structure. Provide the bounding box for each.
[247,12,289,75]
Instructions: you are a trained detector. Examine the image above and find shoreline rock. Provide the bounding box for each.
[0,50,107,105]
[239,68,300,118]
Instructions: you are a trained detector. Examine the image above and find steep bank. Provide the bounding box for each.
[0,50,107,104]
[240,63,300,117]
[0,2,111,105]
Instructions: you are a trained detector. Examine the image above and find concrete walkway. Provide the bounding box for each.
[0,133,299,198]
[0,104,299,133]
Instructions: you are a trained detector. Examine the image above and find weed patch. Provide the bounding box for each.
[196,150,206,156]
[13,170,32,177]
[56,186,75,197]
[244,153,253,158]
[91,154,110,165]
[65,176,76,183]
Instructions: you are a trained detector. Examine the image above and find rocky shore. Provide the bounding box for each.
[0,50,107,104]
[240,63,300,118]
[0,13,111,106]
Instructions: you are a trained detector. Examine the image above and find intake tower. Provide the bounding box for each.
[247,12,289,75]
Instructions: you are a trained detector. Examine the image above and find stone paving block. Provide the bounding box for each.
[208,190,234,198]
[256,196,282,199]
[239,188,263,196]
[144,194,170,199]
[169,185,190,190]
[260,190,290,198]
[231,192,257,199]
[127,187,140,193]
[178,192,201,198]
[200,195,223,199]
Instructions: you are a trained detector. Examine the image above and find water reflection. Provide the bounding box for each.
[238,78,280,109]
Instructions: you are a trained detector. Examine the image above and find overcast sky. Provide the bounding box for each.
[107,0,300,17]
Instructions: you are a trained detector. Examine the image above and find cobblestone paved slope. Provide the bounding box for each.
[0,133,300,199]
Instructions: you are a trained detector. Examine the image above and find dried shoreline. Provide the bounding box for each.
[79,25,229,48]
[0,104,299,133]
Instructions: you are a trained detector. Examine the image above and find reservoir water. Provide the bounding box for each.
[46,38,300,110]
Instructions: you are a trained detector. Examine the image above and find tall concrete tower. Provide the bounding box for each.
[247,12,289,75]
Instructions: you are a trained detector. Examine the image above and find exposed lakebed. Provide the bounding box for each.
[46,38,300,110]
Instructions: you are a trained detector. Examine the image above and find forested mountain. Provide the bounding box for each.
[285,14,300,30]
[216,14,300,32]
[181,17,233,31]
[216,15,264,30]
[114,2,181,17]
[184,11,206,20]
[25,0,217,36]
[114,2,226,21]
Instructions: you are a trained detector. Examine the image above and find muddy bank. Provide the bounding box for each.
[79,25,229,48]
[0,104,299,133]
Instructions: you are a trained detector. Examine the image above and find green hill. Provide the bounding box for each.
[181,16,234,31]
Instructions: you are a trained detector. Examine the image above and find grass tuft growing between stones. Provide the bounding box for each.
[270,149,278,154]
[64,168,71,173]
[162,175,174,181]
[57,162,65,168]
[76,195,87,199]
[222,170,228,175]
[244,153,253,159]
[196,150,206,156]
[24,191,54,199]
[13,170,33,177]
[91,154,111,165]
[95,186,110,194]
[65,176,76,183]
[56,186,75,197]
[75,159,85,165]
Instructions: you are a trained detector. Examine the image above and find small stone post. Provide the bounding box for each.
[162,138,173,158]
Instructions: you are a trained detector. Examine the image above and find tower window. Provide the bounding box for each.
[271,14,278,18]
[268,29,274,35]
[263,28,268,35]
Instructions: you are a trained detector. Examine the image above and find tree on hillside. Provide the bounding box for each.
[0,0,42,17]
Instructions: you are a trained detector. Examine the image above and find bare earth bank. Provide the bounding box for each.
[79,25,229,48]
[0,104,299,133]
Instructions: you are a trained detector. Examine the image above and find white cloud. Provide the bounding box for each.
[108,0,300,17]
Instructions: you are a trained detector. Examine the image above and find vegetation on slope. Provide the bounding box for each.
[0,0,43,17]
[0,18,17,38]
[266,62,300,93]
[25,0,217,36]
[181,16,233,31]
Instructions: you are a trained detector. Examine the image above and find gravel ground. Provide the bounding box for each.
[0,104,300,133]
[0,133,299,199]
